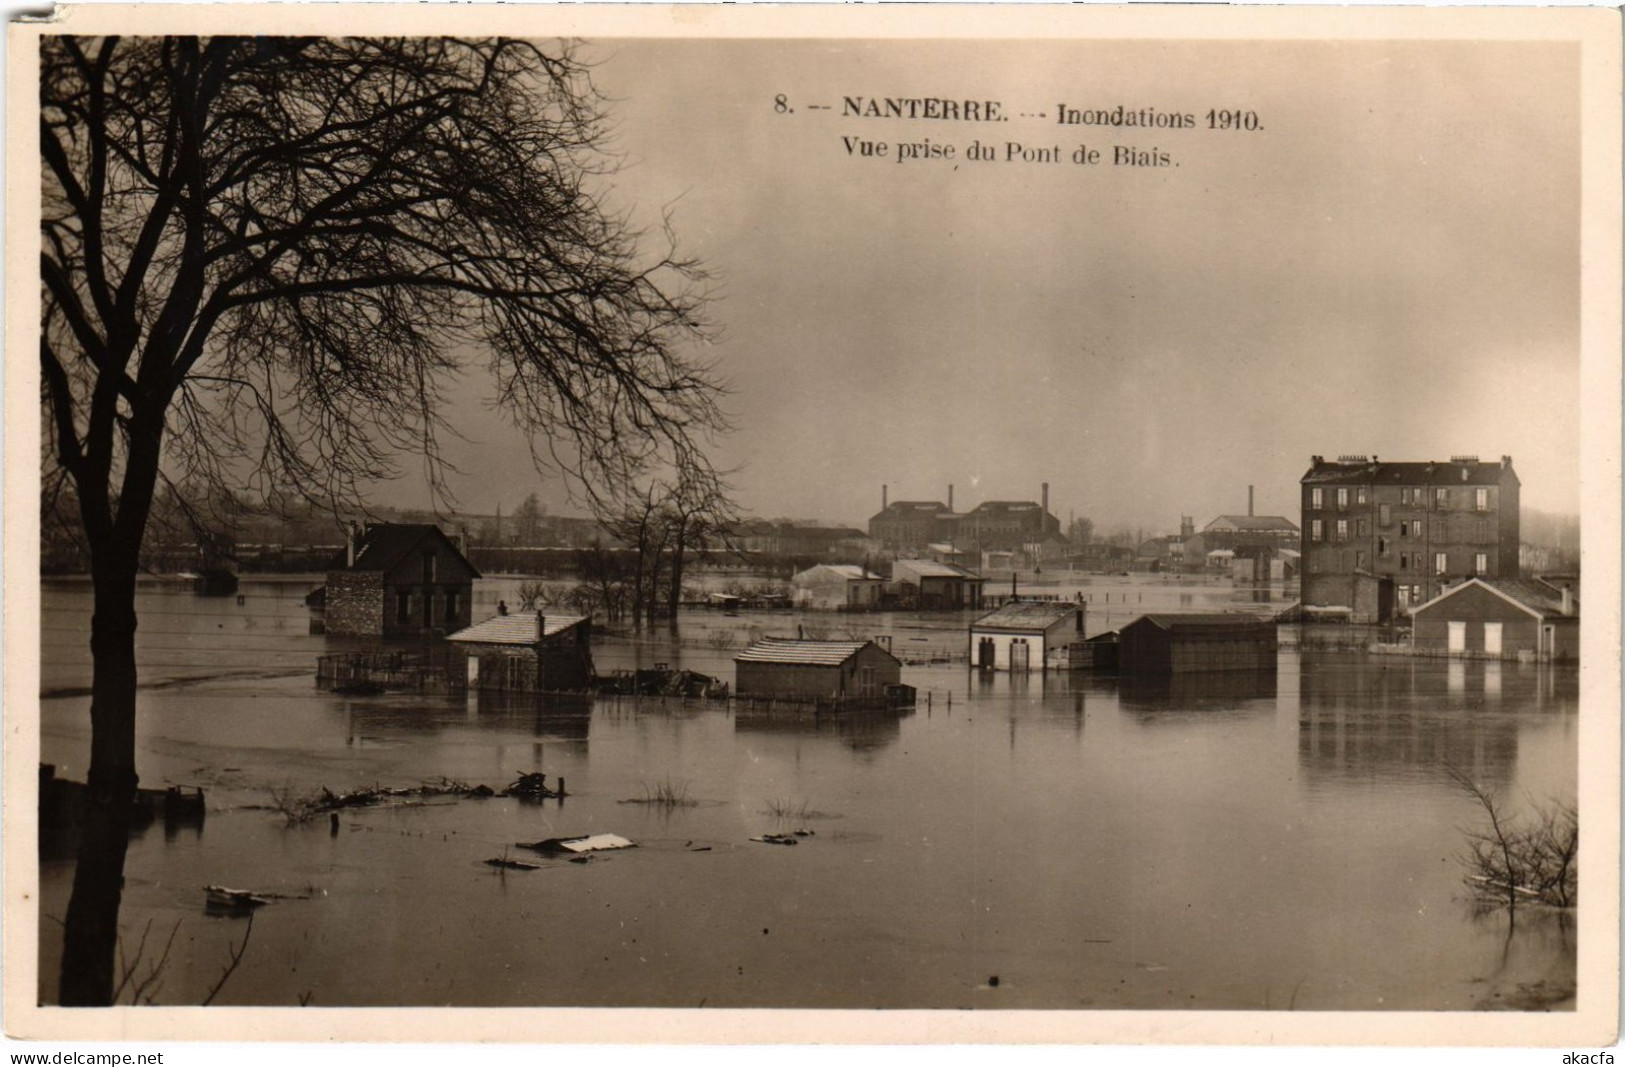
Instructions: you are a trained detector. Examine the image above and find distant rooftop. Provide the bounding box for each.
[1302,456,1517,487]
[1205,515,1299,533]
[893,558,985,580]
[1128,613,1276,630]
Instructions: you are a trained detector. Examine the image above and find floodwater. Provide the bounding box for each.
[36,576,1578,1010]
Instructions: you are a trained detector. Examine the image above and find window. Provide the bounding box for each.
[1475,488,1488,512]
[1378,536,1390,557]
[1311,519,1323,542]
[1475,552,1488,574]
[1310,488,1323,509]
[1337,488,1349,509]
[1356,487,1368,505]
[1400,488,1411,505]
[1434,552,1448,575]
[1399,520,1410,538]
[1356,519,1369,537]
[1435,488,1449,508]
[1378,504,1391,526]
[1335,519,1348,541]
[1400,553,1409,571]
[397,592,411,623]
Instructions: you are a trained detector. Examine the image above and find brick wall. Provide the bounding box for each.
[325,572,384,636]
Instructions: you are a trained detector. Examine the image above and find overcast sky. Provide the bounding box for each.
[412,37,1581,531]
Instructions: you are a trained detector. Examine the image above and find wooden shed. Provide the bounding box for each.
[969,601,1087,671]
[1118,614,1278,674]
[446,611,594,692]
[1411,578,1578,662]
[734,638,902,704]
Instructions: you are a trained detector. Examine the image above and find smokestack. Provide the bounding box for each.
[949,484,954,512]
[1042,482,1050,516]
[536,610,546,644]
[1248,485,1254,517]
[882,484,888,510]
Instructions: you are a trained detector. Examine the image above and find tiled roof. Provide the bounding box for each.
[327,523,481,577]
[447,613,588,645]
[972,601,1080,631]
[735,638,872,667]
[1418,577,1577,618]
[1301,459,1516,487]
[1205,515,1299,532]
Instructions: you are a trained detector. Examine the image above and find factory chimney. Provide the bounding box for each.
[1248,485,1254,517]
[882,484,888,510]
[1042,482,1050,516]
[949,484,955,512]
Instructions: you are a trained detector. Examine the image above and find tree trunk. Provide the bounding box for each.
[59,558,141,1006]
[667,533,686,633]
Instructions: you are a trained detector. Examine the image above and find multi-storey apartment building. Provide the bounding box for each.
[1300,455,1520,622]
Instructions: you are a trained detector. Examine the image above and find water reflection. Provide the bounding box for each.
[339,689,596,743]
[1293,655,1576,788]
[1117,669,1279,716]
[733,705,913,752]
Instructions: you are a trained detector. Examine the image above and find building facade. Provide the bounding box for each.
[969,601,1088,671]
[323,523,481,638]
[1300,455,1520,622]
[1410,578,1578,661]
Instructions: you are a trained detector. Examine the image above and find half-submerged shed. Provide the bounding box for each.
[1118,614,1278,674]
[734,637,903,705]
[446,611,593,692]
[969,601,1088,671]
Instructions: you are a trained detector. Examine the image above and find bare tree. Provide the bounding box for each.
[40,35,723,1005]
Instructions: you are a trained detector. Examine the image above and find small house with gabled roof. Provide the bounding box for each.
[447,611,594,691]
[890,558,987,610]
[791,564,885,611]
[969,601,1088,671]
[734,638,901,702]
[322,523,480,638]
[1410,577,1578,661]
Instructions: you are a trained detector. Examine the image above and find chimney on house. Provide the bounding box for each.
[948,484,954,512]
[1042,482,1050,516]
[1248,485,1254,517]
[536,610,546,644]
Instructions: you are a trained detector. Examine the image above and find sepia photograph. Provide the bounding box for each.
[6,3,1620,1050]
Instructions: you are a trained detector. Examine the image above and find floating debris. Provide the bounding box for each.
[750,833,799,846]
[503,772,564,801]
[205,885,273,914]
[484,857,542,871]
[519,833,635,854]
